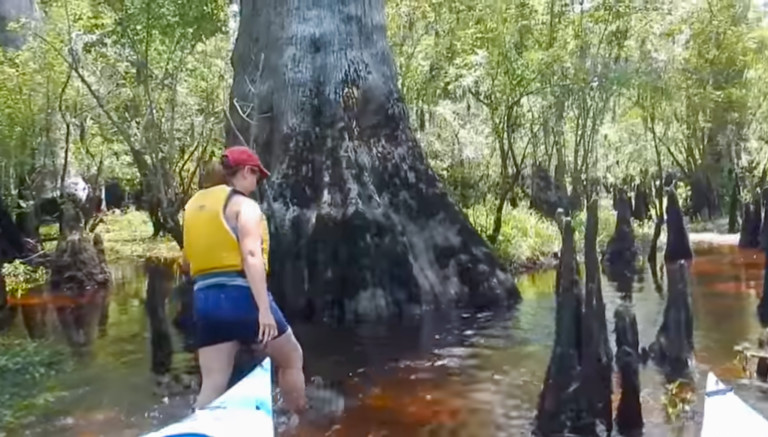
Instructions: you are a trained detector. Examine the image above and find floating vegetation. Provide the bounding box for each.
[1,260,48,298]
[661,380,696,422]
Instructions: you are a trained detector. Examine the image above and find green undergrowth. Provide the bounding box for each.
[97,209,180,262]
[467,204,560,269]
[0,339,72,428]
[39,209,181,263]
[1,260,48,298]
[466,199,658,272]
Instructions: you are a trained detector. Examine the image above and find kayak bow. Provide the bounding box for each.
[143,358,274,437]
[701,372,768,437]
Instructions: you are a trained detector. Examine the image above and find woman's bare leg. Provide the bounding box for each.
[265,329,306,412]
[195,341,239,409]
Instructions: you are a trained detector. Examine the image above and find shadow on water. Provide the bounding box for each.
[0,243,766,436]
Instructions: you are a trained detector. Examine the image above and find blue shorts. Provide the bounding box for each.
[193,272,289,349]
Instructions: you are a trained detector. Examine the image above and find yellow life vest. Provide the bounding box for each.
[182,184,270,277]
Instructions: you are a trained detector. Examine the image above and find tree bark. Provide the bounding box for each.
[738,195,762,249]
[227,0,520,322]
[614,303,643,436]
[760,188,768,251]
[649,188,695,382]
[664,188,693,264]
[757,188,768,327]
[602,188,637,272]
[145,262,174,378]
[0,195,26,262]
[529,164,569,220]
[727,177,740,233]
[49,195,111,294]
[534,204,612,437]
[631,182,650,222]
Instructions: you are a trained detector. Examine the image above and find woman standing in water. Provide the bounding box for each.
[181,145,306,413]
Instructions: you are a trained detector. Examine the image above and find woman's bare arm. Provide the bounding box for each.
[236,199,271,313]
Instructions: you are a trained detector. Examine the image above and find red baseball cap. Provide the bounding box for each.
[223,146,270,179]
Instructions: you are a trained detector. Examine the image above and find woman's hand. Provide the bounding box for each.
[259,310,278,343]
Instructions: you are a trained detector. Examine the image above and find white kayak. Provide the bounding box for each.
[143,358,274,437]
[701,372,768,437]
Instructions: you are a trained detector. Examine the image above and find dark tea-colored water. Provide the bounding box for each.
[1,243,766,436]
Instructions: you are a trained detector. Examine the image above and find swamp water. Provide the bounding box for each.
[1,243,767,436]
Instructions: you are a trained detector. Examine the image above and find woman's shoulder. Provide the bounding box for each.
[229,194,264,221]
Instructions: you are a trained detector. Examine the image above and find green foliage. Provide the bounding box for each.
[661,379,696,422]
[3,0,768,268]
[467,203,560,267]
[0,0,230,243]
[1,260,48,297]
[97,208,180,262]
[0,339,72,427]
[389,0,768,237]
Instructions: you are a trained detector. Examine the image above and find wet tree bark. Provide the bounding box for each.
[49,195,110,293]
[649,188,695,382]
[529,164,569,220]
[602,188,637,273]
[738,203,754,248]
[760,188,768,251]
[648,178,666,291]
[228,0,520,322]
[650,260,695,382]
[0,195,26,262]
[171,276,196,353]
[534,200,612,437]
[55,291,105,352]
[689,171,720,220]
[145,262,174,378]
[663,189,693,264]
[739,194,762,249]
[614,303,643,435]
[754,195,764,246]
[631,182,650,222]
[757,189,768,326]
[582,197,613,435]
[727,177,740,233]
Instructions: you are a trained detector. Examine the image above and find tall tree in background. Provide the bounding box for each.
[228,0,520,321]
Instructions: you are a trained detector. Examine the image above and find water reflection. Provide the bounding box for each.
[7,286,109,356]
[145,262,175,378]
[0,243,766,436]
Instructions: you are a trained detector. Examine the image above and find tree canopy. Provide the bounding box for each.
[1,0,767,259]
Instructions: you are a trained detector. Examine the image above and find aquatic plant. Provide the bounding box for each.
[0,339,72,427]
[1,260,48,298]
[661,380,695,422]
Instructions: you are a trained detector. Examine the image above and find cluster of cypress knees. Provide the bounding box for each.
[533,185,708,437]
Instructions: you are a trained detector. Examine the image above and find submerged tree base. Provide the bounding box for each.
[49,196,110,293]
[649,189,695,382]
[615,304,643,435]
[534,199,612,437]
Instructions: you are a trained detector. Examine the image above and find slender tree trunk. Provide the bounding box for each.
[228,0,520,322]
[728,176,740,233]
[489,183,510,245]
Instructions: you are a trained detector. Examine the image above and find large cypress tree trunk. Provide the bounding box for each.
[227,0,520,322]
